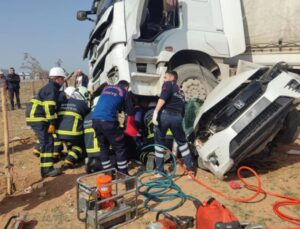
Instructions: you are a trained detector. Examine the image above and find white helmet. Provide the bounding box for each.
[49,67,66,78]
[64,86,75,98]
[74,86,89,102]
[0,71,3,75]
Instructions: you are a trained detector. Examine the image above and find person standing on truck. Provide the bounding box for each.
[74,69,89,88]
[152,70,195,176]
[92,80,129,174]
[25,67,66,178]
[56,86,90,170]
[6,67,21,110]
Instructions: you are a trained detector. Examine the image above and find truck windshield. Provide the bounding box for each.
[95,0,115,23]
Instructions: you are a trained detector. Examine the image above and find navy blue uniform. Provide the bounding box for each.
[84,112,100,158]
[155,81,194,172]
[25,81,61,176]
[6,73,21,109]
[56,98,89,166]
[92,84,128,173]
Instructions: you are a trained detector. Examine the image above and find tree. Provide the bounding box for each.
[20,53,48,80]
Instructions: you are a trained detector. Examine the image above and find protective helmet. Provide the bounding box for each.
[64,86,75,98]
[75,86,89,102]
[49,67,66,78]
[91,96,100,111]
[0,71,3,75]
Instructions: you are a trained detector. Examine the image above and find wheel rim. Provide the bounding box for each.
[181,77,208,101]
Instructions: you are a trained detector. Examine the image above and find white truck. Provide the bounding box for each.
[77,0,300,178]
[78,0,245,100]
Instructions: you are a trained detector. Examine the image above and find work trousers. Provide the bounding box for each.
[154,111,194,172]
[8,88,21,109]
[93,120,128,174]
[63,139,84,166]
[34,134,63,159]
[29,122,54,175]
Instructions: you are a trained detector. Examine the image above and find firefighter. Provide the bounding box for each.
[92,80,129,174]
[56,86,90,170]
[152,70,195,176]
[25,67,65,178]
[84,96,102,173]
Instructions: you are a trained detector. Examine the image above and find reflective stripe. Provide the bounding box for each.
[43,100,56,106]
[68,151,78,160]
[155,146,164,152]
[86,148,100,153]
[30,103,38,118]
[166,129,173,136]
[102,160,111,165]
[118,164,128,169]
[53,152,60,156]
[117,160,127,165]
[54,142,62,146]
[43,100,56,120]
[40,162,53,167]
[103,164,112,169]
[179,143,188,151]
[181,149,190,157]
[73,146,82,153]
[155,152,164,158]
[72,116,79,132]
[31,99,43,105]
[26,117,47,122]
[40,153,53,158]
[84,128,95,133]
[56,130,83,136]
[58,111,82,120]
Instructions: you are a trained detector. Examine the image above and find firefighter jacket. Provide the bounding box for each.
[84,112,100,157]
[144,108,173,141]
[25,81,61,124]
[56,98,89,140]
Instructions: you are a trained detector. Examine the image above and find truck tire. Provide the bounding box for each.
[174,64,218,101]
[275,109,300,144]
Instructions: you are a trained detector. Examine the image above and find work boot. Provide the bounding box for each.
[146,152,155,170]
[85,158,102,174]
[41,168,62,178]
[60,162,75,171]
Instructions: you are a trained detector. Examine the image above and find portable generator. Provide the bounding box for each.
[76,168,138,229]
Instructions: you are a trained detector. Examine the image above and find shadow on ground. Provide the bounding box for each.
[0,173,83,215]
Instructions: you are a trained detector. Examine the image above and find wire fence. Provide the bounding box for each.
[0,80,48,193]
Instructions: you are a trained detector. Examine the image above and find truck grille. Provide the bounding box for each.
[229,97,293,159]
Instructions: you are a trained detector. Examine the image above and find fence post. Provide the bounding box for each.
[1,80,13,195]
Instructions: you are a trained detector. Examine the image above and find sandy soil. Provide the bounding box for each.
[0,82,299,228]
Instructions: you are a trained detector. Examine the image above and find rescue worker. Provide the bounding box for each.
[6,67,21,110]
[152,70,195,175]
[25,67,65,177]
[84,96,102,173]
[56,86,90,170]
[92,80,129,174]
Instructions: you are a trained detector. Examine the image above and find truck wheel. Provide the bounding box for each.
[174,64,218,101]
[275,109,300,144]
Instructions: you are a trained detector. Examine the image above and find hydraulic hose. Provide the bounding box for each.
[178,158,300,227]
[137,143,300,226]
[137,144,199,213]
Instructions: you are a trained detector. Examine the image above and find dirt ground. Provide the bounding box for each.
[0,82,300,229]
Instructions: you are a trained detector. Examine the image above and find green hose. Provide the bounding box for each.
[137,144,198,213]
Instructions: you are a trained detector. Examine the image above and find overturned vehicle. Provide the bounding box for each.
[191,63,300,179]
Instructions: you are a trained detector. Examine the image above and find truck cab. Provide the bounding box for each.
[79,0,245,100]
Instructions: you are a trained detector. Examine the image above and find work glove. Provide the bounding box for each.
[48,124,56,134]
[152,110,159,126]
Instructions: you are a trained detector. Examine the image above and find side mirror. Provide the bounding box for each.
[77,11,88,21]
